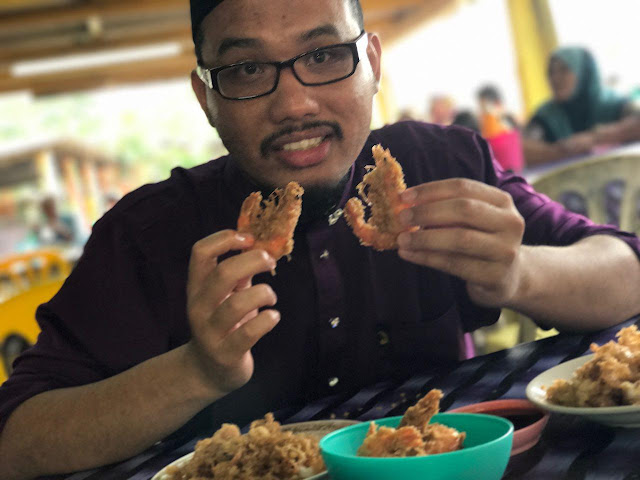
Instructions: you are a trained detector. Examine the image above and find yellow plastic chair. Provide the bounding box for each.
[0,250,71,381]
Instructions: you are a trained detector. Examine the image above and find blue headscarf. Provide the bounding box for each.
[531,47,627,142]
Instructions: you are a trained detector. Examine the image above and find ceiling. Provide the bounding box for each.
[0,0,460,96]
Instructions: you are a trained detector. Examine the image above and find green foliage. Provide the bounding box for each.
[0,81,225,183]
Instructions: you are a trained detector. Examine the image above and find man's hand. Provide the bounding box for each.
[185,230,280,396]
[397,178,525,308]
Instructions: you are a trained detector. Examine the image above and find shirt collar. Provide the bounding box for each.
[222,153,358,229]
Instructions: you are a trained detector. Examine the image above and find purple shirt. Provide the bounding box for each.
[1,121,639,434]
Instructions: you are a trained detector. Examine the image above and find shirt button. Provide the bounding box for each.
[329,317,340,328]
[320,249,330,260]
[328,377,339,387]
[328,208,343,226]
[377,330,390,346]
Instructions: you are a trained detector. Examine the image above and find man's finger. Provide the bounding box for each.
[398,228,514,262]
[399,198,516,233]
[188,230,254,292]
[209,284,278,339]
[219,310,281,362]
[402,178,513,209]
[397,248,507,287]
[194,249,276,309]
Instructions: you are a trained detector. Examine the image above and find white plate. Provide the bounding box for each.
[526,354,640,428]
[152,419,358,480]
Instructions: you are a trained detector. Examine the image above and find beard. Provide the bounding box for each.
[295,171,350,228]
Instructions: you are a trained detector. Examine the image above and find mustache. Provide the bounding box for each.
[260,121,343,157]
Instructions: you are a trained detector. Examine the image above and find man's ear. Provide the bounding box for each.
[191,70,216,128]
[366,33,382,92]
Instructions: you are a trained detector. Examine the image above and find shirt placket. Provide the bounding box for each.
[306,225,348,396]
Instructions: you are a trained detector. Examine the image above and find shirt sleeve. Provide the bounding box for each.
[0,211,168,435]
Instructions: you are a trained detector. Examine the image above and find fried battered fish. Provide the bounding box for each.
[344,144,417,251]
[237,181,304,263]
[357,389,465,457]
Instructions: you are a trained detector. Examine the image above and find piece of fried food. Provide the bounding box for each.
[398,389,442,431]
[357,389,465,457]
[344,144,418,251]
[166,413,324,480]
[546,325,640,407]
[237,182,304,263]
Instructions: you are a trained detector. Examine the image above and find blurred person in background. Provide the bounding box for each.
[523,46,640,166]
[477,85,523,173]
[35,196,75,246]
[15,195,79,252]
[397,107,419,122]
[427,94,455,125]
[477,85,519,137]
[451,110,480,133]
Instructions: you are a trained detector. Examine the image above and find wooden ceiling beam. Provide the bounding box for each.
[0,0,188,33]
[0,0,77,14]
[0,52,196,96]
[0,26,192,64]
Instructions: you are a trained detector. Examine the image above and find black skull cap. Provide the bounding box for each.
[190,0,225,43]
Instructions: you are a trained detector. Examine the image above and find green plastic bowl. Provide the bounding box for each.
[319,413,513,480]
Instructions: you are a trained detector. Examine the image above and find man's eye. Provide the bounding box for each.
[241,63,259,75]
[311,51,329,64]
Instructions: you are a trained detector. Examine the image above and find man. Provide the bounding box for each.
[1,1,639,478]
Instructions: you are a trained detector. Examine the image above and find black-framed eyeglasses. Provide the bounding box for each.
[196,30,367,100]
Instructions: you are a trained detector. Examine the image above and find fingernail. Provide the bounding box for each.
[236,234,248,242]
[399,208,413,225]
[401,189,416,203]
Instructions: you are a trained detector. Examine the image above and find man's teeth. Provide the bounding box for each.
[282,137,323,151]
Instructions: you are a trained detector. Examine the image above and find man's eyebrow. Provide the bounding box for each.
[298,25,341,42]
[217,37,261,57]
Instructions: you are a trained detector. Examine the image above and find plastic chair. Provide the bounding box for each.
[531,153,640,234]
[0,250,70,380]
[475,153,640,352]
[517,153,640,343]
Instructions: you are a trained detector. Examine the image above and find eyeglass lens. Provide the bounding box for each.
[217,44,355,99]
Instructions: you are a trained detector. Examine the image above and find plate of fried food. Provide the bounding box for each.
[526,325,640,428]
[153,389,514,480]
[152,415,358,480]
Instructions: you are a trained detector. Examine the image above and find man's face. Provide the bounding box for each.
[192,0,381,190]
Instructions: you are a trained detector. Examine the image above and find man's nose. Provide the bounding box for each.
[268,67,320,124]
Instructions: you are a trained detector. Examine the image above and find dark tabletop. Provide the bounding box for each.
[58,316,640,480]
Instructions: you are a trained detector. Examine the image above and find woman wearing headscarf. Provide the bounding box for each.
[523,47,640,165]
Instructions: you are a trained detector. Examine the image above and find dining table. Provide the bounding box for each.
[55,315,640,480]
